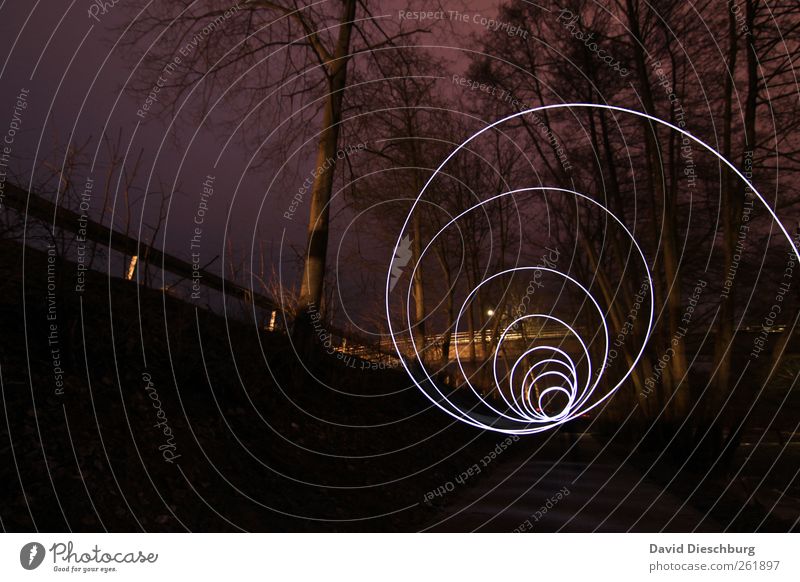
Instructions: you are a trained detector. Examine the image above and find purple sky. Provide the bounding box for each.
[0,0,508,332]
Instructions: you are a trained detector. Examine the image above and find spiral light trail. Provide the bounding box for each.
[386,104,800,435]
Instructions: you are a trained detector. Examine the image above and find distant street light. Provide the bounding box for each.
[126,255,138,280]
[486,309,495,316]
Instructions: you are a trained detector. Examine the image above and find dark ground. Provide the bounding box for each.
[1,240,797,532]
[0,239,498,531]
[424,429,800,532]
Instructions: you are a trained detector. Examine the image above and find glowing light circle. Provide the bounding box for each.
[385,104,800,435]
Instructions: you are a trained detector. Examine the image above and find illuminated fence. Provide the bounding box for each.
[375,327,581,361]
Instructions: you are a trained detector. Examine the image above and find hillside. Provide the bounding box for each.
[0,239,497,531]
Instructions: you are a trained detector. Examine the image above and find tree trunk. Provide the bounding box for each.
[408,135,427,358]
[705,0,759,458]
[436,247,454,366]
[294,0,356,350]
[626,0,689,423]
[411,212,427,354]
[710,1,741,427]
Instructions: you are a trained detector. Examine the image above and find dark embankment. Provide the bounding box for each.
[0,240,496,531]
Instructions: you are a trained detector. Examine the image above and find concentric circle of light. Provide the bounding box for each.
[385,104,800,435]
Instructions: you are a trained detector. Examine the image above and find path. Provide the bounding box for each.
[425,431,719,532]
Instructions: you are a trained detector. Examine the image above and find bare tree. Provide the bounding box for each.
[122,0,437,352]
